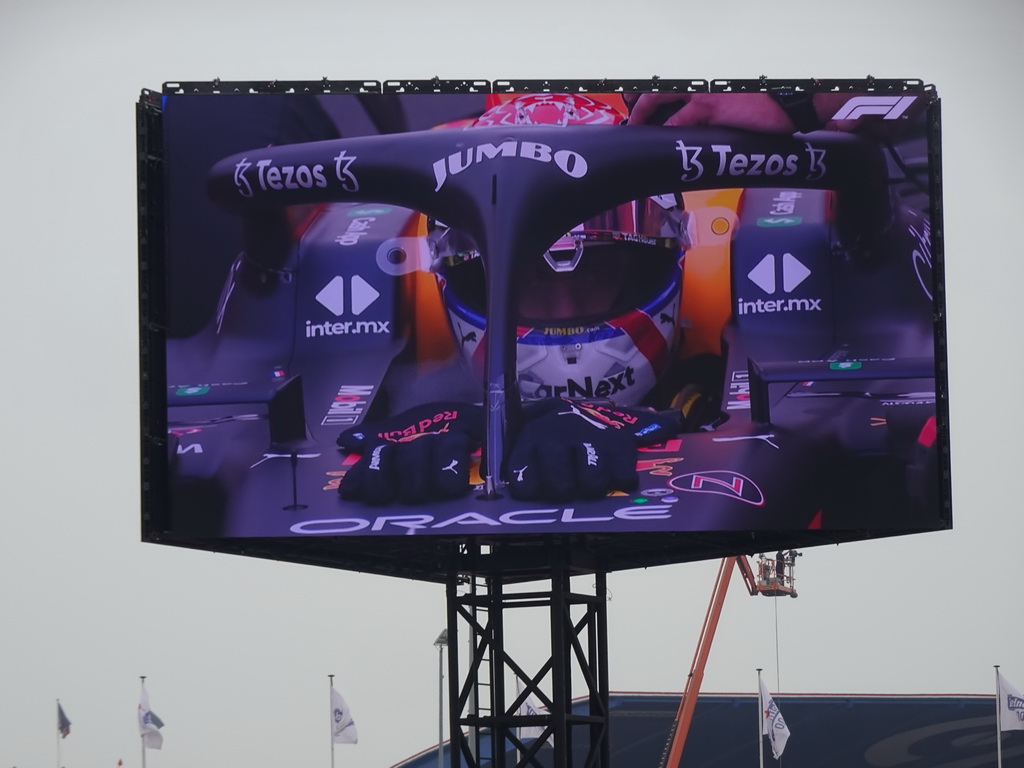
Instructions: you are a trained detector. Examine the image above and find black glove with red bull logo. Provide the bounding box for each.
[337,402,484,505]
[505,398,683,501]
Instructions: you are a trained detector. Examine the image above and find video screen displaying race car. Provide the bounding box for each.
[138,81,949,564]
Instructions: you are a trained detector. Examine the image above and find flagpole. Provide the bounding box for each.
[140,676,146,768]
[757,669,765,768]
[56,699,61,768]
[996,665,1003,768]
[329,675,335,768]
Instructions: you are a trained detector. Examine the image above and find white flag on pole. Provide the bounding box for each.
[138,688,164,750]
[998,671,1024,732]
[515,679,551,746]
[759,678,791,759]
[331,686,359,744]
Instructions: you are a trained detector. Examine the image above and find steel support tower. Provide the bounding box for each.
[444,554,610,768]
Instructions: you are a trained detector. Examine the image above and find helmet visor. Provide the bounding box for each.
[442,238,682,326]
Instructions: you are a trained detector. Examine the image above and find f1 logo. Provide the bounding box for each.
[831,96,916,121]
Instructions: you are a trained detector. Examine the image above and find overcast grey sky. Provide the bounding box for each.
[1,1,1022,766]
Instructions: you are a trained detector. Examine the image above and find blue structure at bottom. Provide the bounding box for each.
[394,692,1024,768]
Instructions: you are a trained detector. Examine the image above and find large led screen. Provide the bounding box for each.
[138,80,948,565]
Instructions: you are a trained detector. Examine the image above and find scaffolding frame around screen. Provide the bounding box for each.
[446,556,610,767]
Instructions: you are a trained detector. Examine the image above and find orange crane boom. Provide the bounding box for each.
[660,554,793,768]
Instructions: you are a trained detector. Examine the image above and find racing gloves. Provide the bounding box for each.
[336,402,483,505]
[337,398,682,504]
[505,398,683,501]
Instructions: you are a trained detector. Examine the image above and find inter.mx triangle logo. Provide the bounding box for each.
[315,275,380,316]
[747,253,810,295]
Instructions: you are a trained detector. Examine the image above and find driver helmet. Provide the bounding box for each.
[471,92,624,127]
[431,93,688,406]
